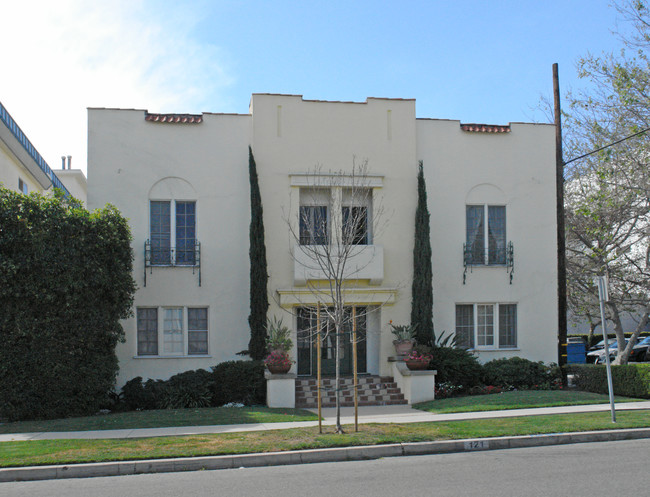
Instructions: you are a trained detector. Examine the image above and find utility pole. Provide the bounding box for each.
[553,63,568,379]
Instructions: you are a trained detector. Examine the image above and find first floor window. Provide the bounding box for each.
[163,308,184,354]
[136,306,208,356]
[188,308,208,355]
[137,308,158,355]
[455,303,517,349]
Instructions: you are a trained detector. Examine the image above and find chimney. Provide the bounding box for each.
[67,155,72,169]
[61,156,66,170]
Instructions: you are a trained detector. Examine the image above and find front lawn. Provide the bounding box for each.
[0,407,318,435]
[415,390,643,413]
[1,410,649,468]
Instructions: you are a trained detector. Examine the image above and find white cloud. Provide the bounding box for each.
[0,0,232,174]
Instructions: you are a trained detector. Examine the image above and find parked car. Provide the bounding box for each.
[588,338,616,352]
[587,340,626,363]
[587,337,650,363]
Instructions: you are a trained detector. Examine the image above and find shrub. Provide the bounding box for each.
[212,360,265,406]
[482,357,556,389]
[0,189,135,421]
[568,364,650,398]
[428,346,484,390]
[482,357,562,390]
[158,369,213,409]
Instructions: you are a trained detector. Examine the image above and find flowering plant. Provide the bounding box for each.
[405,350,432,362]
[264,351,295,367]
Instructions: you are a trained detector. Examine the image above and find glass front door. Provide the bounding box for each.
[296,307,366,376]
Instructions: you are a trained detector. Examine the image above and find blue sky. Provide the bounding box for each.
[0,1,636,174]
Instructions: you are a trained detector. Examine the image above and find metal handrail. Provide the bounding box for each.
[144,240,201,286]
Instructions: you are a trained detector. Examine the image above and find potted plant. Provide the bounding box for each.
[390,321,417,356]
[404,349,432,370]
[266,316,293,354]
[264,350,295,374]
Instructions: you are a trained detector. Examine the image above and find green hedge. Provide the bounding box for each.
[428,346,484,389]
[0,189,135,422]
[568,364,650,398]
[120,361,266,411]
[483,357,558,389]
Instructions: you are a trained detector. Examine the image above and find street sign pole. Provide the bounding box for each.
[595,276,616,423]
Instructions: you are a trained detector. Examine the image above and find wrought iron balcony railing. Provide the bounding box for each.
[144,239,201,286]
[463,241,514,284]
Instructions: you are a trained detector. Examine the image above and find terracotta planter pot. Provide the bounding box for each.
[266,363,291,374]
[405,360,429,371]
[393,339,414,356]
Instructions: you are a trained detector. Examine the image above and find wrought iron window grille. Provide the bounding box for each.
[144,239,201,287]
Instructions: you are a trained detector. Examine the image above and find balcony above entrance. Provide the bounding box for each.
[293,244,384,285]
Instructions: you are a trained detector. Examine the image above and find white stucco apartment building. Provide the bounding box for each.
[0,101,86,202]
[87,94,558,387]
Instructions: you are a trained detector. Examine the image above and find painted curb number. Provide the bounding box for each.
[464,440,489,450]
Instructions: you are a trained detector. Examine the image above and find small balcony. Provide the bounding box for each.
[293,244,384,286]
[144,239,201,286]
[463,241,514,284]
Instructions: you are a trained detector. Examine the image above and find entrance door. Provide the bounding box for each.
[296,307,366,376]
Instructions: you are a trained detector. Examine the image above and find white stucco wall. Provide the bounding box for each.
[250,95,418,376]
[87,96,559,388]
[0,141,48,194]
[88,108,252,386]
[418,119,558,364]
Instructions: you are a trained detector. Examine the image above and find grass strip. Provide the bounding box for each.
[414,390,643,413]
[0,407,318,435]
[1,410,649,468]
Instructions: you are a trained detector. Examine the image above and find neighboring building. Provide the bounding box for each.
[0,101,86,202]
[87,94,558,388]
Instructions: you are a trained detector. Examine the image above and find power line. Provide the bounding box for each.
[565,127,650,165]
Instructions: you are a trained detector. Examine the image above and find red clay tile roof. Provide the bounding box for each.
[145,113,203,124]
[461,123,510,133]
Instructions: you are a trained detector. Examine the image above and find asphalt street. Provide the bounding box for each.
[3,438,648,497]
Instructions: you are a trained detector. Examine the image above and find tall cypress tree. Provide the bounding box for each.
[411,161,434,346]
[248,147,269,360]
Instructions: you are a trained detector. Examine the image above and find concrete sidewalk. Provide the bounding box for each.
[2,401,650,442]
[2,402,650,482]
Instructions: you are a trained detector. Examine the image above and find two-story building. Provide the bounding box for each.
[87,94,558,389]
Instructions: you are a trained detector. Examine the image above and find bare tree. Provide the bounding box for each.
[287,159,386,432]
[562,1,650,363]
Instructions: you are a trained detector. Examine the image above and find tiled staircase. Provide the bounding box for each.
[295,375,407,408]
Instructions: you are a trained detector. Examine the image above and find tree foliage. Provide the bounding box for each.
[564,1,650,363]
[411,161,434,346]
[0,188,136,421]
[248,147,269,360]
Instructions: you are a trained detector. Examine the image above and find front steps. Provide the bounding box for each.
[295,375,408,408]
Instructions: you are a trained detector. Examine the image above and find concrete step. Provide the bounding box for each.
[295,375,407,408]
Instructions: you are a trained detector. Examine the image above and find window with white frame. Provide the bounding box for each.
[466,205,506,265]
[299,187,372,246]
[149,200,196,265]
[455,303,517,349]
[136,306,208,356]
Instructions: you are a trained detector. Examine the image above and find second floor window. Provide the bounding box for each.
[150,200,196,265]
[300,205,328,245]
[466,205,506,265]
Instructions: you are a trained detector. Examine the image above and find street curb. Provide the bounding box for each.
[2,427,650,482]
